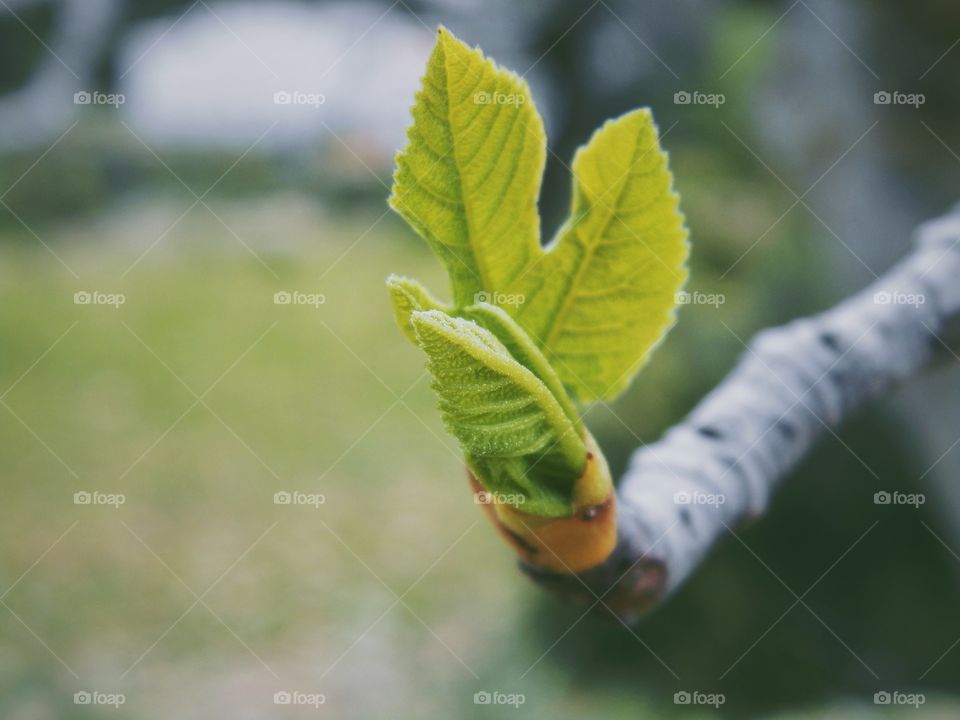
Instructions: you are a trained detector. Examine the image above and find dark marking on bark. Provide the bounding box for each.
[820,331,841,352]
[775,420,796,440]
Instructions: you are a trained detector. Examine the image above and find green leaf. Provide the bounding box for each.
[462,302,580,432]
[507,109,688,402]
[410,309,585,516]
[388,33,690,516]
[386,274,450,343]
[391,29,688,404]
[389,26,546,308]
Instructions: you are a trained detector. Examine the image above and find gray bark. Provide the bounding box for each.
[523,204,960,622]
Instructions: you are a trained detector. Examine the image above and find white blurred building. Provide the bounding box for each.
[119,1,433,156]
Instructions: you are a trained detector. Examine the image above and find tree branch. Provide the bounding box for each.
[522,204,960,622]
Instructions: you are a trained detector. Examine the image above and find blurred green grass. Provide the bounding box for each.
[3,192,756,719]
[0,195,536,718]
[2,178,957,718]
[2,0,960,714]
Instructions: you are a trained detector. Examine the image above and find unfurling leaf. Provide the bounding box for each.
[386,274,451,343]
[410,310,585,517]
[461,302,580,432]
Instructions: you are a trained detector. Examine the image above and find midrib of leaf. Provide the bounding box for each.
[440,37,494,297]
[473,108,523,227]
[539,127,642,358]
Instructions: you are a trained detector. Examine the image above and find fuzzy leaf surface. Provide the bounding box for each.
[411,309,585,516]
[389,28,545,308]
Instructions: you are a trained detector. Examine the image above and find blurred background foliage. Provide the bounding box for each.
[1,0,958,718]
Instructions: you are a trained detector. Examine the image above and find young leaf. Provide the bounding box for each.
[390,28,688,403]
[507,109,689,403]
[461,302,581,432]
[410,310,585,516]
[389,27,546,308]
[386,274,451,343]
